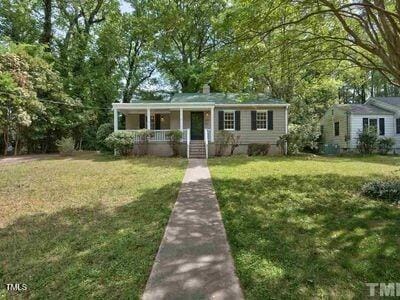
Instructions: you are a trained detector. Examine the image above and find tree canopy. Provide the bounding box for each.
[0,0,399,154]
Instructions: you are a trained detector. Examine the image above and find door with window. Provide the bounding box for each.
[190,112,204,140]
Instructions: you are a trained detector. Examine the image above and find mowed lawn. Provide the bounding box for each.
[209,155,400,299]
[0,153,186,299]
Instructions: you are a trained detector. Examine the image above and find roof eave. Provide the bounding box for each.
[113,102,289,109]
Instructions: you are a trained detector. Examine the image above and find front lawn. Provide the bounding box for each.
[0,153,186,299]
[209,155,400,299]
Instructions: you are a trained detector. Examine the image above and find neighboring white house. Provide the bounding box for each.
[320,97,400,153]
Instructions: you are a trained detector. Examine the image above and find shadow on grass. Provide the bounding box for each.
[212,174,400,299]
[1,152,187,170]
[209,154,400,168]
[0,182,181,299]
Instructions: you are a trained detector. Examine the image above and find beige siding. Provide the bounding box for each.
[320,107,349,149]
[213,107,287,144]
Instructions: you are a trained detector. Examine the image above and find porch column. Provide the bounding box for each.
[210,107,214,142]
[147,107,151,129]
[179,108,183,131]
[113,109,118,132]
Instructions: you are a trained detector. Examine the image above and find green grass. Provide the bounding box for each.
[209,155,400,299]
[0,153,186,299]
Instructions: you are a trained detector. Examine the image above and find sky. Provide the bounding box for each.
[120,0,133,13]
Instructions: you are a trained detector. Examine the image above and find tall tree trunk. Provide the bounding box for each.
[3,129,8,156]
[40,0,52,47]
[14,136,19,156]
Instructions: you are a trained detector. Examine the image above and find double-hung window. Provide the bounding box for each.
[224,111,235,130]
[369,118,378,130]
[334,122,339,136]
[256,111,267,130]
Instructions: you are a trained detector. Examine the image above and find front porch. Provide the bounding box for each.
[113,103,215,158]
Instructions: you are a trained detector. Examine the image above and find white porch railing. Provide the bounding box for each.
[124,129,190,142]
[186,128,190,158]
[205,129,212,143]
[204,129,209,159]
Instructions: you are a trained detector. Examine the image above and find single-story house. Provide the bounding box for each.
[112,85,289,158]
[320,97,400,153]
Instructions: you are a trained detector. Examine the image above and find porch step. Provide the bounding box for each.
[189,141,206,159]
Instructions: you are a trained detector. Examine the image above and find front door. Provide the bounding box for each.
[190,112,204,140]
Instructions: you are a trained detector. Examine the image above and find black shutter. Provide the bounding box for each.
[268,110,274,130]
[362,118,369,131]
[251,111,257,130]
[155,114,161,130]
[218,111,224,130]
[397,118,400,134]
[379,118,385,135]
[235,111,241,131]
[139,114,145,129]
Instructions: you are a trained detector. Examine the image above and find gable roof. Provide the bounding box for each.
[335,104,393,115]
[127,93,287,105]
[369,97,400,108]
[170,93,286,105]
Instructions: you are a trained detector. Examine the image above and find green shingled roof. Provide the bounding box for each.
[130,93,286,105]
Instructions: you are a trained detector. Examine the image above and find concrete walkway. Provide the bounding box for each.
[143,159,243,300]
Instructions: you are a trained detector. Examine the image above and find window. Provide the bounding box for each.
[320,125,324,135]
[224,111,235,130]
[379,118,385,135]
[334,122,339,136]
[256,111,267,129]
[369,118,377,130]
[397,118,400,134]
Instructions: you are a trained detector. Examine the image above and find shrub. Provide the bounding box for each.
[361,180,400,203]
[248,143,271,156]
[133,129,153,155]
[377,137,395,155]
[105,131,135,156]
[215,130,231,156]
[277,134,288,155]
[96,123,114,152]
[56,137,75,155]
[166,130,182,156]
[357,127,378,154]
[229,135,240,155]
[277,123,321,155]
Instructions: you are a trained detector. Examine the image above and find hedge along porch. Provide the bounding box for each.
[112,90,289,158]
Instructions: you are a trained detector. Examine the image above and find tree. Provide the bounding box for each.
[153,0,227,92]
[318,0,400,86]
[0,43,82,154]
[107,1,157,103]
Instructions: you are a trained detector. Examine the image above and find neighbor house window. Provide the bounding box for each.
[369,118,378,130]
[256,111,267,129]
[224,111,235,130]
[397,118,400,134]
[334,122,339,136]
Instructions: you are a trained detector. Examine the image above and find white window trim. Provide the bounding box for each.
[256,110,268,130]
[223,110,235,131]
